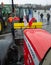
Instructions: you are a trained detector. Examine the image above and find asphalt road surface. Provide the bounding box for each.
[42,21,51,33]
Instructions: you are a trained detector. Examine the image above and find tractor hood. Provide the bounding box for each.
[24,29,51,61]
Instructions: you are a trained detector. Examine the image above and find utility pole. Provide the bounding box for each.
[12,0,14,13]
[11,0,15,40]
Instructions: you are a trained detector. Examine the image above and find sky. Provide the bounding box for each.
[0,0,51,5]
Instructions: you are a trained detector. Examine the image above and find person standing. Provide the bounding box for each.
[0,7,5,31]
[47,13,50,25]
[40,13,44,22]
[0,2,6,30]
[7,13,15,39]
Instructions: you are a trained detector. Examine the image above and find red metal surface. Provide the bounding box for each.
[24,29,51,65]
[13,16,20,21]
[24,40,34,65]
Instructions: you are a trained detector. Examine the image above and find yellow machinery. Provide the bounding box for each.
[0,21,42,33]
[0,22,2,32]
[0,23,1,31]
[14,22,42,29]
[0,21,7,33]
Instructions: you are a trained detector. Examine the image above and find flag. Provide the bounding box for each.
[23,9,28,26]
[29,9,33,26]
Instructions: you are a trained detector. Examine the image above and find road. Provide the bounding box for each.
[42,21,51,33]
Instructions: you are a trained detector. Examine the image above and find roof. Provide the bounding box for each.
[24,29,51,61]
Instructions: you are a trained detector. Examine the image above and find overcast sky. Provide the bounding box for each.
[0,0,51,5]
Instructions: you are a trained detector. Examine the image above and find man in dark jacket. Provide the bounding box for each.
[40,13,43,22]
[47,13,50,25]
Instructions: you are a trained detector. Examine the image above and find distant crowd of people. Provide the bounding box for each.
[40,13,50,25]
[0,2,51,33]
